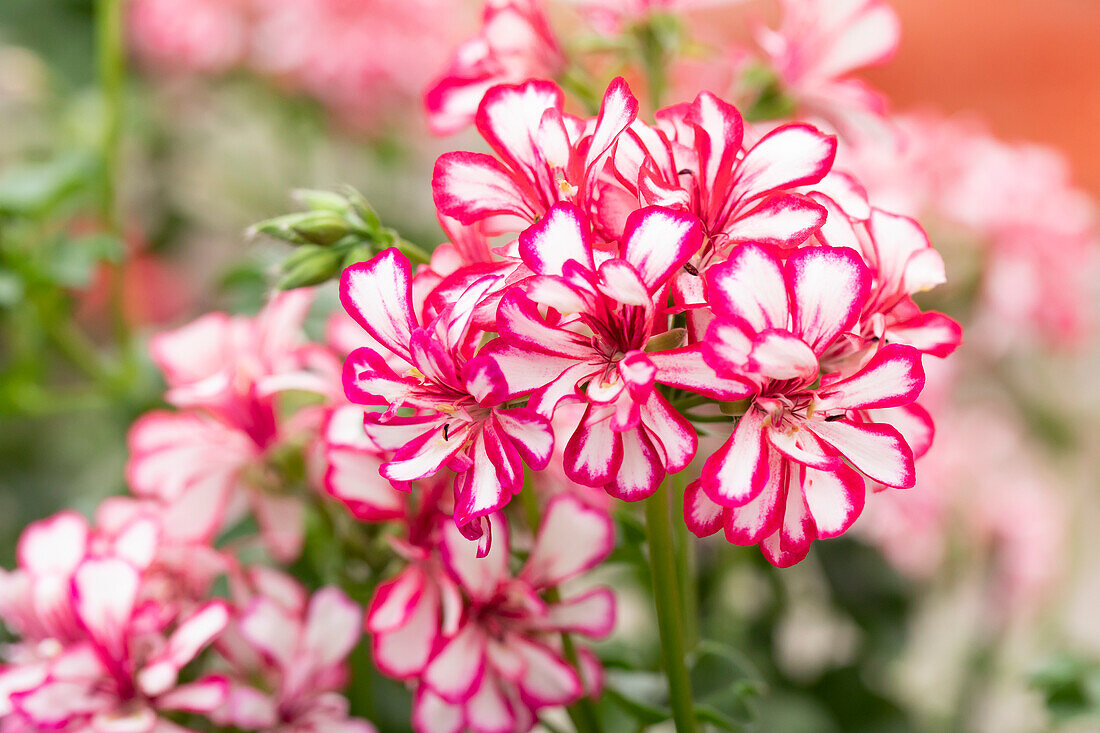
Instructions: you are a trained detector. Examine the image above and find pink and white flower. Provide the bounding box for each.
[127,291,334,561]
[369,494,615,733]
[340,248,554,548]
[487,203,748,500]
[0,511,230,731]
[215,571,373,732]
[426,0,565,135]
[755,0,900,139]
[684,243,927,566]
[433,77,639,237]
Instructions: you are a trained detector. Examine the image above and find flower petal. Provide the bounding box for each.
[802,464,865,539]
[518,202,595,276]
[513,638,582,708]
[684,480,724,537]
[701,409,769,506]
[422,622,488,703]
[648,345,754,401]
[786,245,870,354]
[732,123,836,204]
[304,586,362,668]
[538,587,617,638]
[340,249,418,360]
[804,418,915,488]
[563,410,624,488]
[523,494,613,587]
[619,206,703,292]
[721,193,826,249]
[815,343,925,412]
[705,243,788,330]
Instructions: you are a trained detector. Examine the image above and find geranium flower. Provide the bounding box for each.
[426,0,566,135]
[487,202,749,499]
[755,0,900,139]
[433,77,639,237]
[127,291,334,562]
[684,243,926,566]
[606,91,836,251]
[215,570,372,732]
[0,512,230,731]
[368,494,615,733]
[340,248,553,549]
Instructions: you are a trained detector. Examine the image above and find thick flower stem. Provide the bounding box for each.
[645,476,697,733]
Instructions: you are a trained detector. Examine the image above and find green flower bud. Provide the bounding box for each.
[278,245,343,289]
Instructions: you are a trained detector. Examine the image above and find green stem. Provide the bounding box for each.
[96,0,123,233]
[670,474,698,652]
[96,0,132,353]
[520,482,604,733]
[645,476,697,733]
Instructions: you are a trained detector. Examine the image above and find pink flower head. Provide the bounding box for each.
[433,77,639,237]
[810,199,963,366]
[0,511,230,731]
[128,0,250,74]
[216,572,372,732]
[426,0,566,135]
[755,0,900,139]
[487,203,749,500]
[606,92,836,251]
[128,291,335,561]
[684,243,927,566]
[369,494,616,733]
[605,95,837,339]
[340,248,554,550]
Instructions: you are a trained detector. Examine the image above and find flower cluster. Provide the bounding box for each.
[127,0,473,129]
[2,252,621,733]
[341,75,959,568]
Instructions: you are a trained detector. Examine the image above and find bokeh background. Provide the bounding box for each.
[1,1,1098,731]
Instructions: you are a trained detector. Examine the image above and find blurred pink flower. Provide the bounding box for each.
[215,569,372,732]
[426,0,565,135]
[127,290,338,561]
[128,0,251,74]
[859,406,1068,620]
[129,0,472,129]
[0,511,230,731]
[755,0,900,140]
[369,495,615,733]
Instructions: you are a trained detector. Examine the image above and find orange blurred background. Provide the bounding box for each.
[866,0,1100,197]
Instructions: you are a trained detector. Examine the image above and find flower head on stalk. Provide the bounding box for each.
[127,291,336,561]
[683,243,927,566]
[433,76,639,237]
[215,568,372,732]
[0,511,230,731]
[367,494,615,733]
[340,248,553,551]
[426,0,566,135]
[486,202,749,500]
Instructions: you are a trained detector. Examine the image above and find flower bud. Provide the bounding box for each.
[278,245,343,289]
[252,211,349,246]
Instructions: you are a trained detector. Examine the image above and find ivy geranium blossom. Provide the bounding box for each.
[340,247,554,551]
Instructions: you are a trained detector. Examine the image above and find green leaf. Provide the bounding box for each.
[44,233,125,287]
[694,703,746,732]
[0,271,25,307]
[603,679,671,726]
[0,153,95,217]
